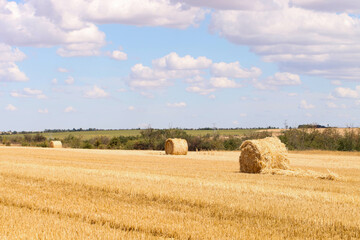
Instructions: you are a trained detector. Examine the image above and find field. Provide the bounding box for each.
[1,147,359,239]
[4,129,258,140]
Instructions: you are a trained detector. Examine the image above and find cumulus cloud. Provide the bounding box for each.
[58,67,69,73]
[0,1,106,57]
[186,86,215,95]
[65,76,74,85]
[5,104,17,111]
[326,102,337,109]
[210,77,241,88]
[0,43,28,82]
[290,0,360,14]
[299,100,315,109]
[0,0,205,58]
[211,61,261,79]
[11,88,47,99]
[331,80,342,86]
[52,78,58,84]
[64,106,76,113]
[83,85,109,98]
[166,102,187,108]
[333,87,360,99]
[153,52,212,70]
[210,3,360,80]
[128,52,259,94]
[180,0,276,10]
[38,108,49,114]
[266,72,301,86]
[254,72,301,90]
[128,106,135,111]
[110,49,128,61]
[128,61,200,89]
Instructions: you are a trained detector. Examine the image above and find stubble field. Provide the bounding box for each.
[0,147,359,239]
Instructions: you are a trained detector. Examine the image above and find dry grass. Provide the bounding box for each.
[0,147,360,239]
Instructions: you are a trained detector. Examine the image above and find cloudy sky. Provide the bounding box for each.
[1,0,360,131]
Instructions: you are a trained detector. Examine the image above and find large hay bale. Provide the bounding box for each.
[239,137,289,173]
[165,138,188,155]
[50,141,62,148]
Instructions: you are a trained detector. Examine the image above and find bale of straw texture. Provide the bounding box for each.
[239,137,289,173]
[165,138,188,155]
[50,141,62,148]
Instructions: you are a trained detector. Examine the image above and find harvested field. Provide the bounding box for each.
[0,147,359,239]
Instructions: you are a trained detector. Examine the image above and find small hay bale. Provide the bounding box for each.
[165,138,188,155]
[239,137,289,173]
[50,141,62,148]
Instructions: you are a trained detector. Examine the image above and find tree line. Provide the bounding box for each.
[1,128,360,152]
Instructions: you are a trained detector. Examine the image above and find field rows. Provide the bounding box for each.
[0,147,360,239]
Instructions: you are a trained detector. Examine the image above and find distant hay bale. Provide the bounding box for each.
[165,138,188,155]
[239,137,289,173]
[50,141,62,148]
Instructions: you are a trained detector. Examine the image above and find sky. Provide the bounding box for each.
[1,0,360,131]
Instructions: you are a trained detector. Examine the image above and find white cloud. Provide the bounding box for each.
[110,49,128,61]
[153,52,212,70]
[0,44,28,82]
[83,85,109,98]
[58,67,69,73]
[75,0,206,29]
[117,88,127,92]
[0,62,28,82]
[299,100,315,109]
[333,87,359,99]
[266,72,301,86]
[186,86,215,95]
[211,61,261,79]
[210,5,360,80]
[128,106,135,111]
[10,88,47,99]
[38,108,49,114]
[253,72,301,90]
[209,94,216,99]
[180,0,276,10]
[166,102,187,108]
[64,106,76,113]
[0,43,26,62]
[288,93,298,96]
[0,1,106,57]
[65,76,74,85]
[140,91,154,98]
[326,102,338,109]
[210,77,241,88]
[5,104,17,111]
[232,120,239,125]
[128,62,199,89]
[128,52,261,94]
[331,80,342,86]
[240,113,247,117]
[290,0,360,14]
[0,0,208,57]
[52,78,58,84]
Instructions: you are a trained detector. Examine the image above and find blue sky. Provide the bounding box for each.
[1,0,360,131]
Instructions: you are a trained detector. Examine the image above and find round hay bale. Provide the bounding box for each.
[239,137,289,173]
[50,141,62,148]
[165,138,188,155]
